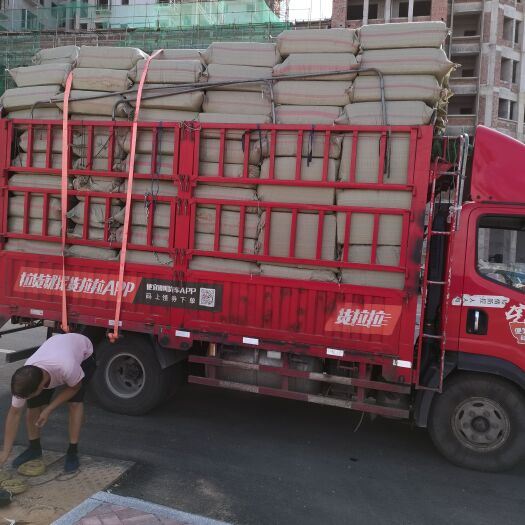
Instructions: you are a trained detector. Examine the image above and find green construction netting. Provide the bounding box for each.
[0,1,287,96]
[0,0,281,32]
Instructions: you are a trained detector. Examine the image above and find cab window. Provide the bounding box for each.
[477,215,525,292]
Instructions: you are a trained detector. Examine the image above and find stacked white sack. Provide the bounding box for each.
[189,42,281,275]
[15,125,126,221]
[254,29,358,281]
[272,29,359,125]
[68,47,144,259]
[335,22,454,289]
[57,46,145,120]
[120,49,205,266]
[61,47,148,260]
[128,48,204,123]
[0,45,78,120]
[1,47,80,255]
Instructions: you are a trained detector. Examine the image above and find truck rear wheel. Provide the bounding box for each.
[92,334,170,416]
[428,373,525,472]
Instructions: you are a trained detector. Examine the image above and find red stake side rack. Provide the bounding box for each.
[0,117,436,417]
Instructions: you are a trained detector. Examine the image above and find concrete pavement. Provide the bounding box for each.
[52,492,233,525]
[0,325,524,525]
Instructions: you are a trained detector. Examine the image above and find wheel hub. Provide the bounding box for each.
[471,416,490,433]
[105,353,146,399]
[452,397,510,452]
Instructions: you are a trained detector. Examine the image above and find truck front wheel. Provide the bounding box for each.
[428,373,525,472]
[92,334,170,416]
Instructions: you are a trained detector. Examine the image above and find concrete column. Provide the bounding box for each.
[430,0,448,22]
[408,0,414,21]
[363,0,370,24]
[331,0,347,27]
[484,1,500,126]
[385,0,391,22]
[517,11,525,139]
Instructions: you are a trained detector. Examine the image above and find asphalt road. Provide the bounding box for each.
[0,326,524,525]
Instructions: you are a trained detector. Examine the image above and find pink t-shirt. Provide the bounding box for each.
[12,333,93,408]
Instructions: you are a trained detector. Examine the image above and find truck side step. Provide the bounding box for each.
[189,375,410,419]
[189,355,411,394]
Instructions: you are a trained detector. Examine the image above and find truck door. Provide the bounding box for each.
[458,207,525,370]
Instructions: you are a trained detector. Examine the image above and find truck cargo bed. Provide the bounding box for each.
[0,119,433,385]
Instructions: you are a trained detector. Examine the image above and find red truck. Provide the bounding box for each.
[0,116,524,472]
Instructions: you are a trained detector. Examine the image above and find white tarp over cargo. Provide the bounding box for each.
[277,29,359,56]
[359,21,449,50]
[204,42,281,67]
[77,46,148,70]
[9,63,72,88]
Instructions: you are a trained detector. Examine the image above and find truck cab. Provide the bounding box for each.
[419,126,525,471]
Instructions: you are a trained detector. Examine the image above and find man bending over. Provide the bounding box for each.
[0,333,96,473]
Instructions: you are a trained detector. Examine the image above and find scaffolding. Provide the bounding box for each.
[0,0,282,32]
[0,33,40,94]
[0,0,288,95]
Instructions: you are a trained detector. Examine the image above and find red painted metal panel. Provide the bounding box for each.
[471,125,525,204]
[0,118,435,384]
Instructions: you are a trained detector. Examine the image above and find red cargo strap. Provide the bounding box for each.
[60,71,73,333]
[109,49,163,342]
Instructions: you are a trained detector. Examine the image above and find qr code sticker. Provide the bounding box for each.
[199,287,216,308]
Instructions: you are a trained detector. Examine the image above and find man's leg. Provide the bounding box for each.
[64,401,83,473]
[26,406,43,441]
[11,391,53,468]
[64,356,96,473]
[68,402,84,444]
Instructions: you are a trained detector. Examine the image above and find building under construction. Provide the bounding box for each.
[332,0,525,141]
[0,0,288,92]
[1,0,523,140]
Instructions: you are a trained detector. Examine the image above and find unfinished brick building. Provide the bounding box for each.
[332,0,525,141]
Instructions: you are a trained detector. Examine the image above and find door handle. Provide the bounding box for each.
[473,310,480,332]
[467,309,488,335]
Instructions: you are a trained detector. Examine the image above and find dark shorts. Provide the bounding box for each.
[27,355,97,409]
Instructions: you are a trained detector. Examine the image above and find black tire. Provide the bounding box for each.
[92,333,170,416]
[428,373,525,472]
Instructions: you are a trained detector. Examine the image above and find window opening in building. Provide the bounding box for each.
[398,1,408,17]
[451,54,478,78]
[515,21,521,44]
[501,58,512,82]
[448,95,476,115]
[499,98,508,119]
[80,0,89,18]
[368,3,379,19]
[413,0,431,16]
[510,101,517,121]
[347,0,363,20]
[498,98,517,120]
[503,17,514,41]
[452,14,480,37]
[513,61,519,84]
[122,0,129,4]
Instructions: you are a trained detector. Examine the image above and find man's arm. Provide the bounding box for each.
[0,405,23,464]
[35,382,82,429]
